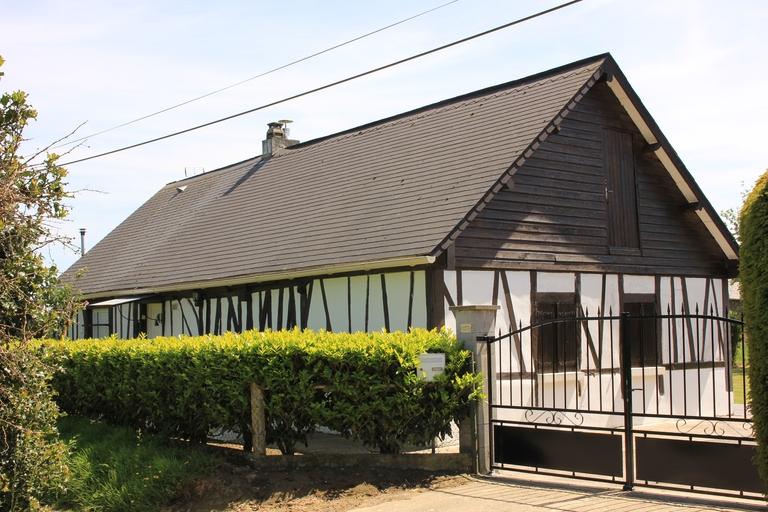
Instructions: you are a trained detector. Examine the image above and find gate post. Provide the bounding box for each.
[620,311,635,491]
[450,304,500,475]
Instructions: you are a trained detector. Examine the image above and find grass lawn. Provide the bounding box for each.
[732,368,749,405]
[55,416,222,512]
[52,416,467,512]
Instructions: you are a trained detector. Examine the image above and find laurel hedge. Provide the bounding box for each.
[39,329,479,454]
[740,170,768,485]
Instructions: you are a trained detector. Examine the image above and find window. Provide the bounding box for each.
[624,301,659,367]
[533,298,579,373]
[89,307,111,338]
[604,129,640,250]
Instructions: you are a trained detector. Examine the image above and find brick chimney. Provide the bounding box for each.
[262,120,299,158]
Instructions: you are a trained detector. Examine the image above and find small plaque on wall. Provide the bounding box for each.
[418,353,446,382]
[460,323,472,333]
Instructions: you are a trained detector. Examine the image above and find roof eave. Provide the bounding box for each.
[601,57,739,261]
[74,254,436,300]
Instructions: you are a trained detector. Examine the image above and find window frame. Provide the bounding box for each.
[87,306,112,338]
[531,292,580,374]
[623,294,661,368]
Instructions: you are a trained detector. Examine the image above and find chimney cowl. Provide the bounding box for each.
[262,120,299,158]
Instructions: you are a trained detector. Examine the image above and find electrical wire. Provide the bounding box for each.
[55,0,461,148]
[52,0,583,167]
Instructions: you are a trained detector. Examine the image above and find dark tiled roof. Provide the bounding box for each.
[62,55,607,295]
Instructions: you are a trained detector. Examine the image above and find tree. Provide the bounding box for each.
[720,181,749,243]
[740,170,768,486]
[0,55,78,511]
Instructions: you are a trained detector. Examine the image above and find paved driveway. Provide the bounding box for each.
[352,474,763,512]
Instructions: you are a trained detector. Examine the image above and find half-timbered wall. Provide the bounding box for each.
[442,269,730,418]
[67,310,86,339]
[453,81,729,277]
[71,270,428,339]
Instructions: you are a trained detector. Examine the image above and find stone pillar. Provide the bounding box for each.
[450,304,499,475]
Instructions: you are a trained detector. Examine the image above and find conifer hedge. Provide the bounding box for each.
[39,329,479,454]
[740,170,768,484]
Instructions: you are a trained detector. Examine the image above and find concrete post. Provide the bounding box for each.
[450,304,500,475]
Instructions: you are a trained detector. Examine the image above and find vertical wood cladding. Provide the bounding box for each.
[454,81,728,276]
[604,129,639,249]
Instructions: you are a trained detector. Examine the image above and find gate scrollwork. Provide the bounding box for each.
[524,409,584,426]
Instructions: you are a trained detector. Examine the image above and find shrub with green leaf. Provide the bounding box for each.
[1,54,78,512]
[741,170,768,486]
[40,328,480,454]
[0,345,70,511]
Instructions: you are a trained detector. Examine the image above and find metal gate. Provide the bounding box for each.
[482,309,762,499]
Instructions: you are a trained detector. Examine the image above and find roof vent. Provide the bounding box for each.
[176,185,187,193]
[262,120,299,158]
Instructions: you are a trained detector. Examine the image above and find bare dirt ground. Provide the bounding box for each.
[165,445,469,512]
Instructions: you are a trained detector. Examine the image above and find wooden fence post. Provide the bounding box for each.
[250,383,266,456]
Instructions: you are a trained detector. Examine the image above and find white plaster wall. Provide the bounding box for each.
[170,300,183,336]
[349,276,367,332]
[385,272,411,332]
[182,298,200,335]
[306,281,327,330]
[324,277,349,332]
[538,372,580,410]
[461,270,495,306]
[537,272,575,293]
[623,275,655,294]
[225,296,239,333]
[120,304,132,338]
[367,275,386,331]
[146,303,163,338]
[443,270,457,334]
[496,271,531,376]
[493,376,535,410]
[269,289,281,330]
[250,291,263,330]
[411,271,427,329]
[578,274,620,373]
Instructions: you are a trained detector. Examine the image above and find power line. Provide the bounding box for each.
[55,0,461,148]
[53,0,583,168]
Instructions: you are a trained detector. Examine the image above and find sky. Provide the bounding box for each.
[2,0,766,272]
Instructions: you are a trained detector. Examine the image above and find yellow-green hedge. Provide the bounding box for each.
[39,329,479,454]
[741,170,768,484]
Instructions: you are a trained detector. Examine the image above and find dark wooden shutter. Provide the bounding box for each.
[625,302,659,367]
[534,300,578,372]
[604,129,640,249]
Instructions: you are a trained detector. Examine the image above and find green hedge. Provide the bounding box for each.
[39,329,479,454]
[740,170,768,485]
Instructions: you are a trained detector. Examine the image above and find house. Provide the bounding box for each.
[62,53,738,352]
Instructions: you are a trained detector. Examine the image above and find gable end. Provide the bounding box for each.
[452,80,733,277]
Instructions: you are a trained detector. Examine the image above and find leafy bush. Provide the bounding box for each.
[0,345,70,511]
[40,329,479,454]
[1,54,80,512]
[741,170,768,486]
[56,416,220,512]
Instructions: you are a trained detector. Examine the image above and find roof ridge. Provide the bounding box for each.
[282,53,610,154]
[266,64,602,162]
[167,53,612,179]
